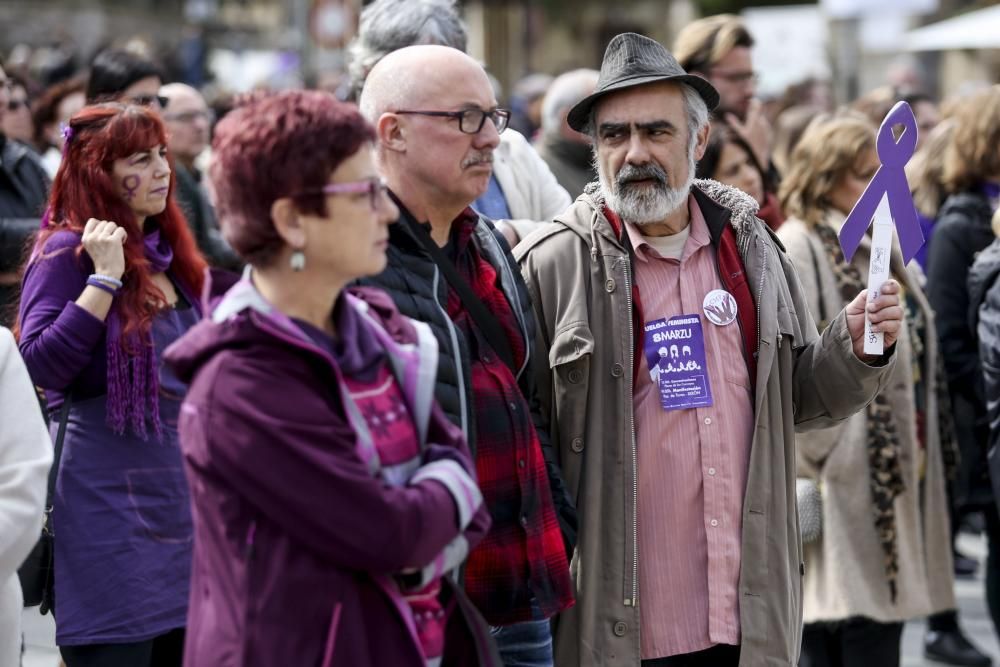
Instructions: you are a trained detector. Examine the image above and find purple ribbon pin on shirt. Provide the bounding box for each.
[839,101,925,264]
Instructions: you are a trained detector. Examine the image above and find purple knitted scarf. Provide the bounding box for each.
[105,228,173,440]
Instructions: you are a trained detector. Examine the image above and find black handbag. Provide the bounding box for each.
[18,394,71,614]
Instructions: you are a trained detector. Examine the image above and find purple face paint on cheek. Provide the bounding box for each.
[122,174,141,201]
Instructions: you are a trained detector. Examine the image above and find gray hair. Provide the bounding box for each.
[348,0,467,99]
[541,69,599,135]
[586,82,709,153]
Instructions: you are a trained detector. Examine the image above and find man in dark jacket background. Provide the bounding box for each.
[358,44,575,667]
[160,83,241,271]
[0,60,49,326]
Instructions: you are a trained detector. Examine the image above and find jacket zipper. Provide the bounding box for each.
[432,266,471,442]
[245,520,257,560]
[482,229,531,380]
[755,238,767,358]
[242,518,258,645]
[622,257,639,608]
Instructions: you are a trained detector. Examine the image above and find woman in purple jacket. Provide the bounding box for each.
[163,90,497,666]
[16,103,207,664]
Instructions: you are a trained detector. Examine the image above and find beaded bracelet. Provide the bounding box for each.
[86,276,118,296]
[90,273,123,289]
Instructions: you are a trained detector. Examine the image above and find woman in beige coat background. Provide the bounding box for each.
[777,113,956,667]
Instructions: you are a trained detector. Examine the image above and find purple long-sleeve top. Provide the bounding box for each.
[18,231,110,407]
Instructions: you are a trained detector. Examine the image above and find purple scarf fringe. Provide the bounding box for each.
[104,229,172,440]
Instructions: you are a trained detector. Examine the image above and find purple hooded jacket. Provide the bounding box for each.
[164,277,498,667]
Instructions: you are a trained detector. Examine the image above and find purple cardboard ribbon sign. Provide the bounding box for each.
[839,101,926,264]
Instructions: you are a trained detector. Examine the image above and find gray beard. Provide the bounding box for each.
[598,150,696,226]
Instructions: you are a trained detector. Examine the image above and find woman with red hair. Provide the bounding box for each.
[165,89,497,666]
[16,102,206,665]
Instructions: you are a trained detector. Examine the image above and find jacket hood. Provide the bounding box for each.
[164,269,418,386]
[566,178,762,256]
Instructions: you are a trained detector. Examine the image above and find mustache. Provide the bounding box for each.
[462,151,494,169]
[615,162,668,190]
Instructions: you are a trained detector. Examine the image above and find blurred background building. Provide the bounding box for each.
[4,0,999,117]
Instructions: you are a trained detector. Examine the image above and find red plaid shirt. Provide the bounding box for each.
[445,212,573,626]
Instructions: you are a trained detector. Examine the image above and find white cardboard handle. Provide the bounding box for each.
[864,195,893,357]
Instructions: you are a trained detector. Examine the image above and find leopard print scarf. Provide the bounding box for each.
[814,221,905,602]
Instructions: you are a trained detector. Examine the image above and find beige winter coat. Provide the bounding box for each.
[778,213,955,625]
[516,181,894,666]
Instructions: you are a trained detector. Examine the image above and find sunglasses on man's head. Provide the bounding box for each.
[130,94,170,110]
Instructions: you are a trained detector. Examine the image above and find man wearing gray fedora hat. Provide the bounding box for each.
[516,32,904,667]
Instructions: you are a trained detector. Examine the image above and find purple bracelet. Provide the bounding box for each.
[86,276,118,296]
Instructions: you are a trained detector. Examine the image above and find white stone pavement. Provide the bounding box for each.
[18,534,1000,666]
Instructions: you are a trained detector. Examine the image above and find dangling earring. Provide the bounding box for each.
[290,250,306,272]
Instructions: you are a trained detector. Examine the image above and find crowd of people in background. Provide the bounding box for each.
[2,0,1000,666]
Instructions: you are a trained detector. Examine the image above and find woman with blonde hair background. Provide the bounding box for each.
[777,112,959,667]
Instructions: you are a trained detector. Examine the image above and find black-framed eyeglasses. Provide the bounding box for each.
[394,107,510,135]
[8,99,26,112]
[293,177,388,211]
[130,94,170,110]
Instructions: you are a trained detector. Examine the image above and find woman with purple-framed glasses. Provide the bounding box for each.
[164,90,499,666]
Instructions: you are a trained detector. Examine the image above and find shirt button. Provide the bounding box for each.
[568,369,583,384]
[571,437,584,453]
[518,459,526,469]
[605,279,617,293]
[520,515,529,527]
[611,363,624,378]
[509,401,518,411]
[708,467,716,476]
[704,417,712,425]
[613,621,628,636]
[482,352,493,363]
[710,519,719,527]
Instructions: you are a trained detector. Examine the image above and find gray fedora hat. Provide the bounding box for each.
[567,32,720,133]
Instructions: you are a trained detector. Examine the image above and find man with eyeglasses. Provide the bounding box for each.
[0,61,49,326]
[674,15,772,176]
[359,44,576,667]
[347,0,571,249]
[159,83,240,270]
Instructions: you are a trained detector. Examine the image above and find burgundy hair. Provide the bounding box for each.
[29,102,206,341]
[209,89,376,267]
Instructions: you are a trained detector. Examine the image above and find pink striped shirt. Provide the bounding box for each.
[625,196,754,660]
